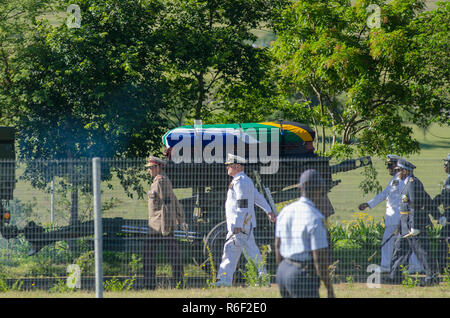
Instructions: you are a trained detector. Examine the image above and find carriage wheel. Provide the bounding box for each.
[202,220,227,274]
[202,220,246,283]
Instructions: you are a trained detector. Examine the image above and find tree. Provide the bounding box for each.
[13,0,168,160]
[158,0,281,125]
[10,0,169,222]
[271,0,449,158]
[0,0,57,125]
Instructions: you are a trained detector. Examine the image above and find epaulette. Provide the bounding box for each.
[229,175,242,189]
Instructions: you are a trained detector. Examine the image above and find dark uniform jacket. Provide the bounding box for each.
[148,173,185,236]
[433,176,450,216]
[433,175,450,237]
[399,175,440,235]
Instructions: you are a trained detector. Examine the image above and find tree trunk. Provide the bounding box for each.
[195,72,205,120]
[322,126,326,153]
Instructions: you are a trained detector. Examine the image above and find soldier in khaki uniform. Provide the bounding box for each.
[143,156,187,289]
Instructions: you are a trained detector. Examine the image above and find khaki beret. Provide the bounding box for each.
[145,156,167,167]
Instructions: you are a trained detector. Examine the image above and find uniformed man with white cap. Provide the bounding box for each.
[358,154,422,273]
[432,154,450,273]
[143,156,188,289]
[389,159,439,285]
[275,169,334,298]
[215,154,276,287]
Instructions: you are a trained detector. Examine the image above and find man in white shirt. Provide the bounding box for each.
[359,155,422,273]
[275,169,334,298]
[215,154,276,287]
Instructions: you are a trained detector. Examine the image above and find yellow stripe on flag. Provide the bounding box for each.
[259,122,313,142]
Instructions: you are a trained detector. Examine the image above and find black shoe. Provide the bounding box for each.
[385,275,402,285]
[422,276,439,287]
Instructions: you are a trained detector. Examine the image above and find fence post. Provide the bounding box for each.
[50,177,55,223]
[93,157,103,298]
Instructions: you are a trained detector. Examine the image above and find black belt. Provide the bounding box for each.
[284,258,313,269]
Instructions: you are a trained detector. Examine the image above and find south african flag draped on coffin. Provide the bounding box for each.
[162,121,316,159]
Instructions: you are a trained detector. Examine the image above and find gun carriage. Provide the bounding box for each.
[0,122,371,274]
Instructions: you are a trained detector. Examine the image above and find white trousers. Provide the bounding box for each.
[382,225,423,272]
[217,231,266,284]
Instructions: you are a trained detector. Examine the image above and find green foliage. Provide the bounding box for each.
[358,165,383,195]
[103,276,135,292]
[129,253,143,276]
[443,266,450,286]
[49,280,76,293]
[330,212,384,249]
[1,0,447,164]
[239,245,271,287]
[160,0,282,124]
[272,0,449,158]
[328,212,385,279]
[75,251,95,275]
[0,265,25,292]
[3,0,171,220]
[0,0,58,125]
[204,244,217,288]
[400,265,420,288]
[176,273,189,290]
[345,275,354,286]
[12,0,168,162]
[0,271,8,292]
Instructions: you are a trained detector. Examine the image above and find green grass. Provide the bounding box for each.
[0,282,449,298]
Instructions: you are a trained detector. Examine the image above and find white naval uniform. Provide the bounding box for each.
[367,173,422,272]
[216,171,273,285]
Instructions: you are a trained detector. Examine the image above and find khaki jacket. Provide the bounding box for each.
[148,173,185,235]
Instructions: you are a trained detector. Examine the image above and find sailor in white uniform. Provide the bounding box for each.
[359,154,422,273]
[215,154,276,287]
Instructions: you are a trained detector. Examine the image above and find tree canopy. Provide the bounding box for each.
[11,0,168,160]
[0,0,57,125]
[0,0,448,162]
[271,0,449,157]
[159,0,281,125]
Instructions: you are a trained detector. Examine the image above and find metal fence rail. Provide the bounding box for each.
[0,157,448,295]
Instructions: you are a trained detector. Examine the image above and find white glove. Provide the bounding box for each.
[439,216,447,226]
[403,228,421,238]
[181,223,189,232]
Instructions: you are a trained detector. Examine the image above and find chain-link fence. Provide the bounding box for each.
[0,157,448,294]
